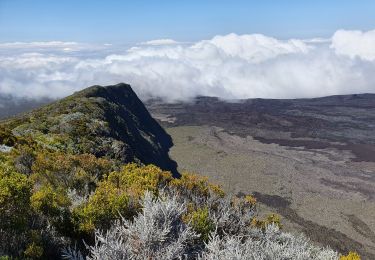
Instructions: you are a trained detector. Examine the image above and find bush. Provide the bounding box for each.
[0,165,32,231]
[31,185,71,218]
[73,178,131,233]
[0,162,33,256]
[245,194,257,206]
[171,172,224,199]
[199,224,339,260]
[184,207,215,242]
[73,164,173,233]
[65,191,197,260]
[31,152,113,195]
[24,242,44,259]
[208,195,256,237]
[0,127,17,147]
[340,251,361,260]
[64,191,341,260]
[13,147,35,175]
[251,213,283,230]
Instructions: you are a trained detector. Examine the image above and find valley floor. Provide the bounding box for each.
[166,126,375,259]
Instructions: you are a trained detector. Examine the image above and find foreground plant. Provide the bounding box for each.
[63,191,344,260]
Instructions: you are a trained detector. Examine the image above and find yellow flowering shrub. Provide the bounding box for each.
[340,251,361,260]
[171,172,224,198]
[110,163,173,196]
[245,194,257,206]
[73,163,173,233]
[251,213,282,230]
[31,151,113,189]
[31,184,71,218]
[0,164,32,231]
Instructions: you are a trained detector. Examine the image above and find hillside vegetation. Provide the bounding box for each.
[0,84,359,259]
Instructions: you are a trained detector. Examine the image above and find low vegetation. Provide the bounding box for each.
[63,190,353,260]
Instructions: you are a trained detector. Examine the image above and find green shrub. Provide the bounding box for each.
[23,230,44,259]
[0,126,17,147]
[24,242,44,259]
[251,213,283,230]
[31,185,71,218]
[171,172,224,198]
[184,207,215,242]
[0,165,32,231]
[73,179,131,233]
[0,163,34,258]
[73,163,172,233]
[31,151,112,195]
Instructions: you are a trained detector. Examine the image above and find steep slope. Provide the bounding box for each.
[1,83,177,174]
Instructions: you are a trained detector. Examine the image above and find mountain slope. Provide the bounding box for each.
[0,83,181,258]
[1,83,177,174]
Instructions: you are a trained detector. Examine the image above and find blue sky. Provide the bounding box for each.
[1,0,374,43]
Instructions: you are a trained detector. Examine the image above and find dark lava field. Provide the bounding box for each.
[147,94,375,162]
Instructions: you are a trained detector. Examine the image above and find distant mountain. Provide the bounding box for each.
[1,83,177,173]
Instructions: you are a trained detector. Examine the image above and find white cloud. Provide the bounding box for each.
[0,41,79,48]
[331,29,375,61]
[0,41,108,57]
[1,30,375,102]
[195,33,312,63]
[302,38,331,44]
[140,39,181,46]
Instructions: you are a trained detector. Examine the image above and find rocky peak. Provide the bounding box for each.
[1,83,177,175]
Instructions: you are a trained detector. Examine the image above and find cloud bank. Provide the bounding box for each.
[1,29,375,102]
[140,39,181,46]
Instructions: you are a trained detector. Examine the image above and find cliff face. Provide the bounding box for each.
[2,83,177,174]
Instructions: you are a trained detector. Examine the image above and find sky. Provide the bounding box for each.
[0,1,375,101]
[1,0,375,43]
